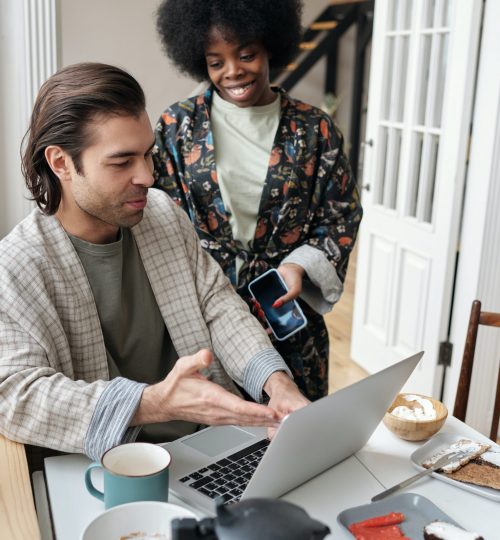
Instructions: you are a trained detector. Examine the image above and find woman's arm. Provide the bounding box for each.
[277,115,362,311]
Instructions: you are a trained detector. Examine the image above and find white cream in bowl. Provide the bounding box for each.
[391,394,437,420]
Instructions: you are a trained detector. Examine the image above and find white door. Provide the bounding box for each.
[351,0,482,395]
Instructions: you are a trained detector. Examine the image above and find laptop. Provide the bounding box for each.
[163,351,423,514]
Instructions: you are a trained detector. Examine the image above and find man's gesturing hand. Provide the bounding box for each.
[263,370,310,439]
[131,349,280,427]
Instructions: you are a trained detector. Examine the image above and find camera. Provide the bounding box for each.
[171,497,329,540]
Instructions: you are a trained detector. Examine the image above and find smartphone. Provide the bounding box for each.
[248,268,308,341]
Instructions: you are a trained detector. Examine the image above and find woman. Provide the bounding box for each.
[153,0,362,401]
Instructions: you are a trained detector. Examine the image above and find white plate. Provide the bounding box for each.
[410,432,500,502]
[337,493,461,538]
[80,501,196,540]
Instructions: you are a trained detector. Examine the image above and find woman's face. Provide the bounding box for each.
[205,27,276,108]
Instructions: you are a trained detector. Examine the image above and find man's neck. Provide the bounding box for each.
[55,210,119,244]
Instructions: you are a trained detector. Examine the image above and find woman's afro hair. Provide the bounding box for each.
[156,0,303,81]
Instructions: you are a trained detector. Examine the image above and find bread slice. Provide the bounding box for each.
[422,439,490,473]
[423,442,500,490]
[475,449,500,469]
[423,520,484,540]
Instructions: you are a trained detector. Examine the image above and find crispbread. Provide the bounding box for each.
[445,461,500,490]
[422,439,490,473]
[423,440,500,491]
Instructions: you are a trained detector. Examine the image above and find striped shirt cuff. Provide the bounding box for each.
[84,377,147,461]
[122,425,142,444]
[282,244,343,314]
[243,347,292,403]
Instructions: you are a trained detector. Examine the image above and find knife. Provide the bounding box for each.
[371,450,469,502]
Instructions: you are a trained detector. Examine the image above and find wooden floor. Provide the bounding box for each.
[324,245,368,393]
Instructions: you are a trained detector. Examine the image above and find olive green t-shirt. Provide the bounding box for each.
[69,228,197,442]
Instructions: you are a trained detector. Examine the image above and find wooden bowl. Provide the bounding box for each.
[383,393,448,441]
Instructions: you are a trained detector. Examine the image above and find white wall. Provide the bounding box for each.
[58,0,194,123]
[0,1,32,238]
[58,0,338,122]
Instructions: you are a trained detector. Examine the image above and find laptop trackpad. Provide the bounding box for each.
[181,426,256,457]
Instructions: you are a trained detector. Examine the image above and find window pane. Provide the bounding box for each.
[441,0,452,27]
[392,0,413,31]
[407,132,424,217]
[388,0,398,31]
[416,134,440,223]
[383,37,395,120]
[375,127,389,205]
[396,36,410,121]
[423,136,439,223]
[422,0,437,29]
[385,36,410,123]
[432,34,449,127]
[402,0,414,30]
[433,0,451,27]
[383,128,401,210]
[416,36,431,125]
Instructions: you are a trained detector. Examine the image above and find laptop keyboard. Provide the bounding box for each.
[178,438,270,504]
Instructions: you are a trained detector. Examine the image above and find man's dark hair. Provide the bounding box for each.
[22,62,146,215]
[156,0,303,81]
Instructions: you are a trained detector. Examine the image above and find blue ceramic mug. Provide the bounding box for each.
[85,442,171,509]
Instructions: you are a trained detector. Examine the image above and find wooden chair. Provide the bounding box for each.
[453,300,500,440]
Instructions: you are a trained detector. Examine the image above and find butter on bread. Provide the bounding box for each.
[423,520,484,540]
[422,439,490,473]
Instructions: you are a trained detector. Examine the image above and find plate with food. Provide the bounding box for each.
[337,493,484,539]
[80,501,196,540]
[410,432,500,501]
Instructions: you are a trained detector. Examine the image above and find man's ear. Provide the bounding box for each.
[44,146,73,181]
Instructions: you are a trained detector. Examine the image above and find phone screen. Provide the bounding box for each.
[249,270,307,340]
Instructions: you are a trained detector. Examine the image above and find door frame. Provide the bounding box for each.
[444,0,500,436]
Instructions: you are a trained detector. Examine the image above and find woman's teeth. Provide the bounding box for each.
[228,82,252,96]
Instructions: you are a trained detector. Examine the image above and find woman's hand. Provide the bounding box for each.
[249,298,272,334]
[273,263,305,308]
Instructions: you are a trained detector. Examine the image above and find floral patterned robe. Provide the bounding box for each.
[153,86,362,400]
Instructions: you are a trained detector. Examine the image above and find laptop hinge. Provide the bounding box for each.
[438,341,453,367]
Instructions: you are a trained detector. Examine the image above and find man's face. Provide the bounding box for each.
[61,111,155,243]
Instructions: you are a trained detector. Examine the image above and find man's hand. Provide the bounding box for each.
[263,371,310,438]
[272,263,305,308]
[131,349,280,428]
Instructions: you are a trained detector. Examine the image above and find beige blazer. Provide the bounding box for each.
[0,190,280,453]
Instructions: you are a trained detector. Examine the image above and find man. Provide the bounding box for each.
[0,63,307,463]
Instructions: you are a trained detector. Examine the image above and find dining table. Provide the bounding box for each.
[0,434,40,539]
[1,416,498,539]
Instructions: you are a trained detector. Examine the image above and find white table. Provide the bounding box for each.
[38,417,498,539]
